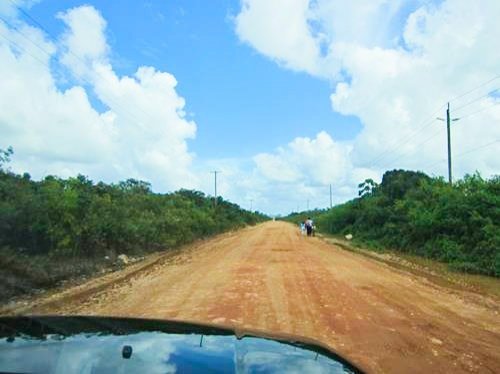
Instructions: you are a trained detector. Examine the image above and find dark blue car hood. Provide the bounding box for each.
[0,315,363,373]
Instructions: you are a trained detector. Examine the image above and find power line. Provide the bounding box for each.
[9,0,53,36]
[458,100,500,120]
[5,1,159,124]
[7,0,500,183]
[453,88,499,113]
[424,157,446,171]
[381,92,498,172]
[365,76,500,170]
[423,139,500,171]
[454,139,499,159]
[0,26,51,67]
[366,77,500,171]
[449,74,500,103]
[0,14,53,58]
[366,106,445,169]
[382,103,460,183]
[379,125,443,169]
[0,22,145,126]
[0,31,49,68]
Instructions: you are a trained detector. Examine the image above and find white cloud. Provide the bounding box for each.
[0,0,40,18]
[248,131,378,213]
[202,132,379,215]
[57,5,109,77]
[2,1,500,215]
[235,0,500,212]
[312,0,419,52]
[0,17,114,168]
[254,151,301,183]
[255,131,352,185]
[0,5,198,191]
[235,0,327,76]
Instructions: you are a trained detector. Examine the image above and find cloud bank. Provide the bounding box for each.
[1,1,499,215]
[0,4,197,190]
[233,0,500,213]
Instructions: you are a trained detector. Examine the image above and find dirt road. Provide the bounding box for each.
[6,222,500,373]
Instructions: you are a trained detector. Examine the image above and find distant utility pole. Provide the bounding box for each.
[437,102,460,184]
[210,171,220,208]
[250,199,253,211]
[329,184,333,209]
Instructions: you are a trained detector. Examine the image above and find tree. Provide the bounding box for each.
[295,169,500,277]
[0,147,13,169]
[358,178,378,197]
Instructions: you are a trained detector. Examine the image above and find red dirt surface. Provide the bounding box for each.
[4,222,500,373]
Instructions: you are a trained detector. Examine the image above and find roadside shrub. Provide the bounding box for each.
[0,164,268,300]
[289,170,500,277]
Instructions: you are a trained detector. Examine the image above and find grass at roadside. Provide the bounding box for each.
[319,233,500,300]
[0,249,112,303]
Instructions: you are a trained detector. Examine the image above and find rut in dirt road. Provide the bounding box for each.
[10,222,500,373]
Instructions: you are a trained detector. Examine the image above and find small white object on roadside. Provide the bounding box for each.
[117,254,129,265]
[345,234,353,240]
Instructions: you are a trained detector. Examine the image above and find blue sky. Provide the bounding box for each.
[26,0,362,159]
[1,0,499,214]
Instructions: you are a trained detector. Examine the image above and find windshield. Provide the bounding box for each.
[1,1,499,373]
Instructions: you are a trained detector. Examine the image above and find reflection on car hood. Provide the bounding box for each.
[0,316,363,373]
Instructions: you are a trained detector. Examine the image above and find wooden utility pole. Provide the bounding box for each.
[211,171,220,208]
[438,103,460,184]
[329,184,333,209]
[446,103,452,184]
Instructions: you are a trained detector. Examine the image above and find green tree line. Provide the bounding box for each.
[0,148,267,300]
[288,170,500,277]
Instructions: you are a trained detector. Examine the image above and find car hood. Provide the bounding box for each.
[0,315,362,373]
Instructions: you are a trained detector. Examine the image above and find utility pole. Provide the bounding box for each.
[250,199,253,211]
[210,171,220,208]
[446,103,452,184]
[329,184,333,209]
[437,103,460,184]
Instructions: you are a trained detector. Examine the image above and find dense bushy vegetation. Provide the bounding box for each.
[289,170,500,277]
[0,149,267,300]
[0,175,265,256]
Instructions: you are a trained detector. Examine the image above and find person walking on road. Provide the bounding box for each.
[305,217,314,237]
[299,221,306,236]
